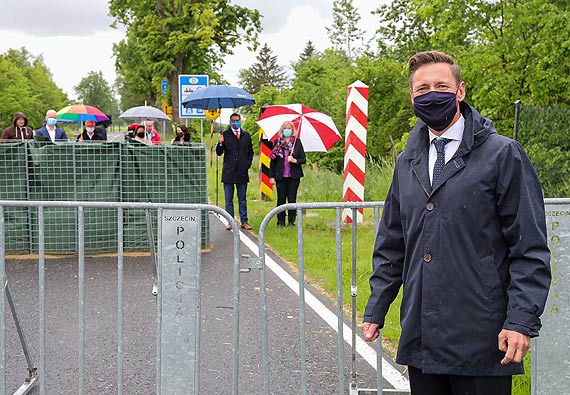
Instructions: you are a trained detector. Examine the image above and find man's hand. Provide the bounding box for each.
[498,329,530,365]
[269,177,276,185]
[218,134,224,143]
[362,322,380,341]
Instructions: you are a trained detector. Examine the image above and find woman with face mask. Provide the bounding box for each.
[268,121,306,227]
[131,125,150,145]
[171,124,192,145]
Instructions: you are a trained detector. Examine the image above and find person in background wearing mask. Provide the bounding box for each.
[171,124,192,145]
[131,124,150,145]
[362,51,550,395]
[144,120,162,145]
[77,119,107,142]
[269,120,306,227]
[35,109,67,142]
[1,111,34,142]
[216,113,254,231]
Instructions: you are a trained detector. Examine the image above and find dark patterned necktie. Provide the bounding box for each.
[432,138,451,186]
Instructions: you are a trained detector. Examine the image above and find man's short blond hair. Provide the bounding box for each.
[408,51,462,87]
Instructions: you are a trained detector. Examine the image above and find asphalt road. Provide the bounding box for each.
[4,212,408,394]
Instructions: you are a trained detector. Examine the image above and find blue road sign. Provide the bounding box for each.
[179,75,209,118]
[161,80,168,95]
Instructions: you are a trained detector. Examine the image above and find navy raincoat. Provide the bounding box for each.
[216,127,254,184]
[364,103,551,376]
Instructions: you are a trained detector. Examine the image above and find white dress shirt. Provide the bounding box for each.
[47,126,56,142]
[428,115,465,184]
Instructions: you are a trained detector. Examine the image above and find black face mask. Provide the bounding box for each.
[413,90,458,131]
[136,132,146,138]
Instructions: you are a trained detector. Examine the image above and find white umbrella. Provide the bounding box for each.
[119,105,170,121]
[255,103,341,152]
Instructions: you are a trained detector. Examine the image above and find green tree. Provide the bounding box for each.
[238,43,288,94]
[109,0,261,123]
[113,23,157,111]
[241,85,287,141]
[352,55,413,160]
[326,0,364,58]
[0,48,68,128]
[286,49,355,171]
[74,71,118,115]
[373,0,570,135]
[292,40,319,73]
[0,57,34,128]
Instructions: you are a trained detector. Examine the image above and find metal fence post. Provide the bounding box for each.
[513,100,522,141]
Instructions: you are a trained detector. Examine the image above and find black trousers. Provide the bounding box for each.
[408,366,512,395]
[276,178,300,224]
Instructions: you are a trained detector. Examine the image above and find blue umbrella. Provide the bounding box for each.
[181,85,255,110]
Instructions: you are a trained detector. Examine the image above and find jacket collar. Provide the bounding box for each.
[402,102,496,196]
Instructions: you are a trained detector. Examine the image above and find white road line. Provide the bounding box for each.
[219,216,410,391]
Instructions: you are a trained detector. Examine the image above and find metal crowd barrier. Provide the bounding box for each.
[0,200,240,395]
[2,198,565,394]
[255,201,410,395]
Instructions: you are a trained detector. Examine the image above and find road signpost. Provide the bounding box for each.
[179,75,209,119]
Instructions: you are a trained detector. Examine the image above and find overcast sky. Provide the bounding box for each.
[0,0,381,100]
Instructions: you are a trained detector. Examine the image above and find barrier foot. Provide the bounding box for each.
[13,369,37,395]
[349,389,411,395]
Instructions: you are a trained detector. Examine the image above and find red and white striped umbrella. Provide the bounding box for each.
[255,104,341,152]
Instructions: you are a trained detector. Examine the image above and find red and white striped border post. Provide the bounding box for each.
[343,80,369,223]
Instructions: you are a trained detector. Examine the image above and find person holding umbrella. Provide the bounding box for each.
[216,113,254,231]
[77,119,107,142]
[269,121,306,227]
[144,120,162,145]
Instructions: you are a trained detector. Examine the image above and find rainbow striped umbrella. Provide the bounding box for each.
[57,104,109,123]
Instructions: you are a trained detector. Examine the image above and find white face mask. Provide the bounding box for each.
[86,127,95,133]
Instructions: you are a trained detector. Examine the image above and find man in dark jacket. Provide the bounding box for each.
[1,111,34,141]
[78,119,107,142]
[362,51,551,395]
[216,113,254,231]
[35,109,67,142]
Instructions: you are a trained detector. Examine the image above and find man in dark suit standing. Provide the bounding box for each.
[35,109,68,142]
[78,119,107,142]
[216,113,254,231]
